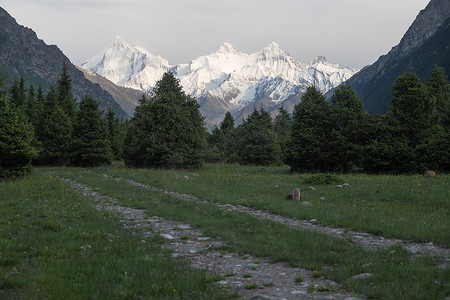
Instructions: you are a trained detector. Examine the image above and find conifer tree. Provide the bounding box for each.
[25,83,37,126]
[220,111,235,136]
[57,62,76,120]
[9,77,26,108]
[330,83,364,172]
[389,72,432,148]
[123,72,205,169]
[237,109,281,165]
[105,106,123,160]
[205,126,225,162]
[285,86,334,172]
[274,106,292,161]
[0,94,37,179]
[123,94,153,167]
[418,66,450,172]
[70,96,112,167]
[427,65,449,125]
[36,86,72,165]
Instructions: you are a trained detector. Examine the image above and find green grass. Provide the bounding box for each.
[84,162,449,247]
[0,170,227,299]
[51,164,449,300]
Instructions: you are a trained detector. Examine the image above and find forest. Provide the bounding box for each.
[1,64,449,180]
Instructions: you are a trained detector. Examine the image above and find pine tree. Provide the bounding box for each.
[417,66,450,172]
[205,126,225,162]
[9,77,26,108]
[123,94,153,167]
[237,109,281,165]
[330,83,364,172]
[427,65,449,125]
[274,106,292,161]
[285,86,334,172]
[70,96,112,167]
[36,86,72,166]
[389,72,433,148]
[105,106,123,160]
[0,94,37,179]
[123,73,205,169]
[359,115,414,174]
[220,111,235,136]
[57,62,76,120]
[25,84,37,125]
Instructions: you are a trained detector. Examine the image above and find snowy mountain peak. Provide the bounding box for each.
[216,42,239,54]
[310,55,328,65]
[81,36,170,89]
[81,36,359,125]
[267,42,281,49]
[261,42,286,55]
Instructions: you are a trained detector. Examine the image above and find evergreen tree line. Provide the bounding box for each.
[0,63,123,179]
[206,66,450,174]
[2,66,448,179]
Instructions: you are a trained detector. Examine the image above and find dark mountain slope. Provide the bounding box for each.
[0,7,127,118]
[345,0,450,114]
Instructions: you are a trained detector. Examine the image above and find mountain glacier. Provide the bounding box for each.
[81,36,358,125]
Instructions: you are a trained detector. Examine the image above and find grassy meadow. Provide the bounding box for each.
[0,170,227,299]
[1,163,449,299]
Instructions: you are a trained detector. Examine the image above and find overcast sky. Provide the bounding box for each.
[2,0,430,69]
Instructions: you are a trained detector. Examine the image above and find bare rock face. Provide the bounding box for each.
[395,0,450,56]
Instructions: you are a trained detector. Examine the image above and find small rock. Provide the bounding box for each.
[181,176,189,181]
[208,242,224,250]
[161,234,175,240]
[342,183,350,188]
[219,281,228,285]
[273,185,279,189]
[309,219,318,223]
[197,237,211,241]
[291,290,307,295]
[301,201,312,207]
[171,253,184,258]
[337,185,343,188]
[344,298,361,300]
[308,186,316,191]
[320,197,326,200]
[362,263,373,268]
[350,273,374,280]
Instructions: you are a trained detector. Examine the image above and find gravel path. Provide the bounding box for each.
[54,173,361,300]
[107,174,449,259]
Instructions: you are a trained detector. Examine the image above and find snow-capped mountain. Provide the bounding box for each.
[81,36,358,125]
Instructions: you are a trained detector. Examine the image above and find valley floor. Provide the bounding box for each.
[1,164,449,299]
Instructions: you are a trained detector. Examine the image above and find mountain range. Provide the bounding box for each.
[81,37,358,125]
[1,0,447,124]
[343,0,449,114]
